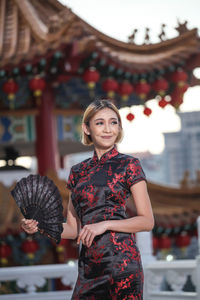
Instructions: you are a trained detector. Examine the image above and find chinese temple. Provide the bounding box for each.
[0,0,200,268]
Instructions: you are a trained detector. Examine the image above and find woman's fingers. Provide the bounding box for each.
[21,219,38,234]
[77,226,96,247]
[77,227,88,245]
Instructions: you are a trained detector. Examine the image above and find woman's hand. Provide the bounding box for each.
[77,221,108,247]
[21,218,38,234]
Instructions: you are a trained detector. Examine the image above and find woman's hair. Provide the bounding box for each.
[81,99,123,145]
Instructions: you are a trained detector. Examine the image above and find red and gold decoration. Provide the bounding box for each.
[126,112,135,121]
[152,78,169,97]
[170,69,189,109]
[158,96,169,108]
[2,79,19,109]
[21,237,39,260]
[29,77,46,97]
[118,81,133,101]
[143,106,152,117]
[83,67,100,89]
[135,80,151,100]
[102,78,119,98]
[0,242,12,266]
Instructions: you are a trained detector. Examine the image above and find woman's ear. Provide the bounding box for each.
[82,123,90,136]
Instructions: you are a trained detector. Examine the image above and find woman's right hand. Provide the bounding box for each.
[21,218,38,234]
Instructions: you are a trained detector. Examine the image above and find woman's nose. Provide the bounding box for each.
[104,123,111,132]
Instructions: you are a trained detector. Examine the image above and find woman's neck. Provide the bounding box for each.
[94,145,115,160]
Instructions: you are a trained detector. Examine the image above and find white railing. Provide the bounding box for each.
[0,261,78,300]
[145,258,199,300]
[145,216,200,300]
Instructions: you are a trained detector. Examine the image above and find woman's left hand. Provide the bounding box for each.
[77,221,108,247]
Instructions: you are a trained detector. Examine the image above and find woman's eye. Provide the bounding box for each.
[111,121,118,125]
[96,122,103,125]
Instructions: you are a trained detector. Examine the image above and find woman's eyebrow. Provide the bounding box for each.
[94,117,118,121]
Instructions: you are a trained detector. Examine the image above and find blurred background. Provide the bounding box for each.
[0,0,200,296]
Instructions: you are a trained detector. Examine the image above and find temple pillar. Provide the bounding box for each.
[35,86,59,175]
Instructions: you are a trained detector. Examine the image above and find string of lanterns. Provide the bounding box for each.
[0,48,190,118]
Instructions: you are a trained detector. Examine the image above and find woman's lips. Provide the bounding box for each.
[101,136,112,139]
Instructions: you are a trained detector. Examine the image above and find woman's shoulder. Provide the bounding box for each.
[117,152,141,164]
[70,157,92,173]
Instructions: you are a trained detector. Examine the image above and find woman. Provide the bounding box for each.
[22,99,154,299]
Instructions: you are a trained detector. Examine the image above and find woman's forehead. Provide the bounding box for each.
[92,108,118,120]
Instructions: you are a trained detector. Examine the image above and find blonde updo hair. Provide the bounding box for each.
[81,99,123,145]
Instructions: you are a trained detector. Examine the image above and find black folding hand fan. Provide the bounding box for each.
[11,174,64,244]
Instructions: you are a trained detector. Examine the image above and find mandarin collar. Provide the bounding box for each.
[92,145,119,164]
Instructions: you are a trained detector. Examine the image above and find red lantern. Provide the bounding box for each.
[143,107,152,117]
[0,243,12,265]
[175,232,191,248]
[21,238,39,259]
[135,80,151,100]
[102,78,119,98]
[126,113,135,121]
[170,89,183,109]
[158,97,168,108]
[159,235,171,249]
[83,68,100,89]
[176,82,189,93]
[3,79,19,100]
[152,236,159,250]
[29,77,46,97]
[56,238,67,254]
[118,81,133,100]
[171,70,188,83]
[152,78,168,96]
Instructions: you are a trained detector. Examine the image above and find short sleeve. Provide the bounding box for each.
[126,158,146,189]
[66,167,76,190]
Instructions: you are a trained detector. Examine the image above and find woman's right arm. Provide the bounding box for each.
[61,192,80,239]
[21,192,80,240]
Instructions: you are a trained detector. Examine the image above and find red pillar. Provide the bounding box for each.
[35,86,59,175]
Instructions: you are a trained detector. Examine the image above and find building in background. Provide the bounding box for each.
[131,151,167,186]
[164,110,200,186]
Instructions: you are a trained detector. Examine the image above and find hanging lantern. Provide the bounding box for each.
[135,80,151,100]
[56,239,68,263]
[158,97,169,108]
[0,243,12,265]
[171,70,188,83]
[176,82,189,93]
[143,107,152,117]
[152,78,168,96]
[2,79,19,100]
[152,236,159,254]
[29,77,46,97]
[21,238,39,259]
[159,235,171,249]
[175,232,191,248]
[102,78,119,98]
[118,81,133,100]
[126,112,135,121]
[170,89,184,109]
[83,67,100,89]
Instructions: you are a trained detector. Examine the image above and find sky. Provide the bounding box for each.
[59,0,200,154]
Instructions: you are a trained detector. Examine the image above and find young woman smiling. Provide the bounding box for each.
[22,99,154,300]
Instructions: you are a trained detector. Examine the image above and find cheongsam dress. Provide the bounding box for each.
[67,145,146,300]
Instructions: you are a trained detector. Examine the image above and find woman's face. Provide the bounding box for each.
[83,108,121,149]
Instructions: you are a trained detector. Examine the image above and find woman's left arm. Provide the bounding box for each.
[105,180,154,233]
[77,180,154,247]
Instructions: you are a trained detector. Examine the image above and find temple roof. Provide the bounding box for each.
[1,0,200,73]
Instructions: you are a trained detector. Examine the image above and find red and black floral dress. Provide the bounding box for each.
[67,145,146,300]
